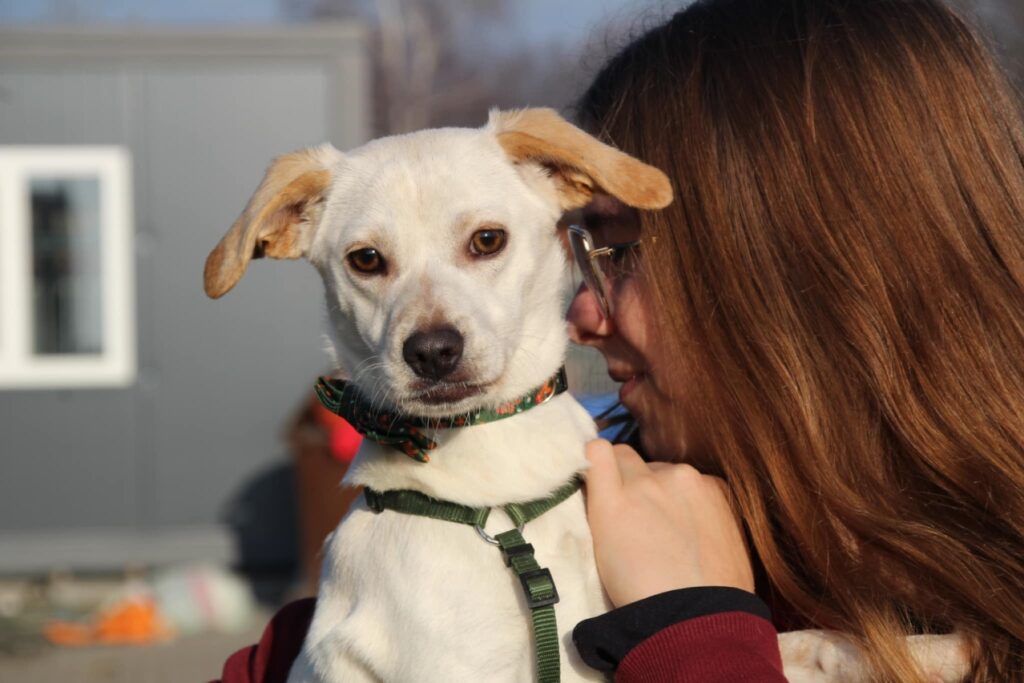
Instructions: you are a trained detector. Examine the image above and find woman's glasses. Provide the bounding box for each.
[567,223,642,319]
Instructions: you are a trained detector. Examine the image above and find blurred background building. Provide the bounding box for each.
[0,0,1020,680]
[0,21,369,574]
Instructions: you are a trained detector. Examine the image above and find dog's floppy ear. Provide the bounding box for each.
[489,108,673,211]
[203,144,340,299]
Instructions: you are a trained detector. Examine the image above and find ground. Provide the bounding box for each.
[0,611,269,683]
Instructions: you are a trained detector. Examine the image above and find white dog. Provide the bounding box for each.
[204,109,969,682]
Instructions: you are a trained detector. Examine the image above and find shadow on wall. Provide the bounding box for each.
[220,395,363,607]
[221,460,300,605]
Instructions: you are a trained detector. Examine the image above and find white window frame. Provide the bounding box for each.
[0,146,135,389]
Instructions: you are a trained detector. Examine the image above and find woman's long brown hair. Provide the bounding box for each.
[577,0,1024,679]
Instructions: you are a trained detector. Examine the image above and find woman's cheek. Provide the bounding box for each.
[611,277,651,350]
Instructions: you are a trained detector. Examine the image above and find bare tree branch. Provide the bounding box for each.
[283,0,1023,131]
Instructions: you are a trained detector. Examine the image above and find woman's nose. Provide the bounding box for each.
[567,282,614,344]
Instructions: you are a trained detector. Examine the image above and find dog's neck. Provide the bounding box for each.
[343,392,595,507]
[316,369,569,463]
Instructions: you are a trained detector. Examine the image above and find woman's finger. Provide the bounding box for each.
[608,443,650,483]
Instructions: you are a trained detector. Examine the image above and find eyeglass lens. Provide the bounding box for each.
[568,227,612,317]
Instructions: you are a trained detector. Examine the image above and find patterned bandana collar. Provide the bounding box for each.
[314,368,569,463]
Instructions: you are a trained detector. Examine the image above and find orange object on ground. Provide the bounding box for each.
[44,596,174,647]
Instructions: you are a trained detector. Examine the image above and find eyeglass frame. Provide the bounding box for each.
[567,223,642,319]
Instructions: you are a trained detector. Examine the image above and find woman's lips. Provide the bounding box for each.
[617,373,646,403]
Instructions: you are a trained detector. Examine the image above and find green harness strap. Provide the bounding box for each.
[496,528,561,683]
[363,477,582,683]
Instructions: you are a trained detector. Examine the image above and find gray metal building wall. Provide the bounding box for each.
[0,26,369,570]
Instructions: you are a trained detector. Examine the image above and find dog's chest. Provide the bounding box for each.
[301,492,610,682]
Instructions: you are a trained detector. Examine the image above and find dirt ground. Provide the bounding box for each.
[0,612,269,683]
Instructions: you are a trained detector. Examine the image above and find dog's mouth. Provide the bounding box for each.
[412,381,488,406]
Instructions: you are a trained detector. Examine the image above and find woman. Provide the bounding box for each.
[217,1,1024,681]
[568,0,1024,681]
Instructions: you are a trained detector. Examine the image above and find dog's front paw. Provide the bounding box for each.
[780,630,866,682]
[906,633,972,683]
[779,630,970,683]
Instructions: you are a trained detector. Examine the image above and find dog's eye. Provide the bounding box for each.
[347,248,386,274]
[469,229,507,257]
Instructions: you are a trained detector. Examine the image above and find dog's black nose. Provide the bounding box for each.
[403,326,464,381]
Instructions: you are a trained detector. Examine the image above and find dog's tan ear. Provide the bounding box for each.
[203,144,340,299]
[489,108,673,211]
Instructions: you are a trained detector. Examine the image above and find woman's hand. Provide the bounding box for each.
[583,439,755,607]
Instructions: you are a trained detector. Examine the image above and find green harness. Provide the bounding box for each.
[363,478,582,683]
[313,368,580,682]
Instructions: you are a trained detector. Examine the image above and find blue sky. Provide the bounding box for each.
[0,0,658,50]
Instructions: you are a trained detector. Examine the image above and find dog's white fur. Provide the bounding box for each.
[206,109,970,682]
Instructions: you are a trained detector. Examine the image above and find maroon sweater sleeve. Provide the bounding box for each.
[212,597,316,683]
[616,611,786,682]
[574,587,786,682]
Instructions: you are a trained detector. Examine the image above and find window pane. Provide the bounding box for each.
[31,177,103,355]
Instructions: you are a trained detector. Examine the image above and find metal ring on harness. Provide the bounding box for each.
[475,523,523,546]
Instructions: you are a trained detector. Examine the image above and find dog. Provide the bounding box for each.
[204,108,969,682]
